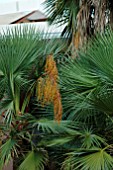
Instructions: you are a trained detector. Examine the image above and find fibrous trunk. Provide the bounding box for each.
[75,0,108,48]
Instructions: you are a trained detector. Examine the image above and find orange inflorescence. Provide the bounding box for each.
[37,55,62,123]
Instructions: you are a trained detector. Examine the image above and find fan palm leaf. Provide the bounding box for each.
[44,0,80,41]
[19,149,48,170]
[0,139,18,170]
[60,29,113,120]
[0,26,44,124]
[62,147,113,170]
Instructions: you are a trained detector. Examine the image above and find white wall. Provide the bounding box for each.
[0,22,65,37]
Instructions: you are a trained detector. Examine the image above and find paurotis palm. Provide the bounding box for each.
[0,26,105,170]
[0,26,41,118]
[0,25,70,169]
[0,26,52,169]
[59,29,113,169]
[0,26,78,170]
[0,26,42,168]
[1,22,113,170]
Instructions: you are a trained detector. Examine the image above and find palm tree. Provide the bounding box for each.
[0,26,50,169]
[1,10,113,170]
[59,29,113,169]
[44,0,113,48]
[0,26,72,170]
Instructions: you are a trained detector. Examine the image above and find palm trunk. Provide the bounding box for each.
[109,1,113,28]
[75,1,90,47]
[74,0,108,48]
[93,0,107,33]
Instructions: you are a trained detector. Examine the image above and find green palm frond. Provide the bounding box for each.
[0,139,17,170]
[44,127,106,149]
[46,137,75,147]
[60,29,113,120]
[0,26,41,75]
[80,128,107,149]
[62,147,113,170]
[44,0,79,38]
[31,118,75,134]
[19,149,48,170]
[0,26,46,124]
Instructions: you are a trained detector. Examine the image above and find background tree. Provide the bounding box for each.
[45,0,113,47]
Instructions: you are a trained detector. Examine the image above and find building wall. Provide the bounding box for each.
[0,22,65,37]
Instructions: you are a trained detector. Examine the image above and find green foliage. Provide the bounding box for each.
[58,29,113,169]
[62,147,113,170]
[60,29,113,120]
[1,22,113,170]
[19,149,48,170]
[0,26,52,169]
[44,0,79,37]
[0,26,43,124]
[0,139,17,169]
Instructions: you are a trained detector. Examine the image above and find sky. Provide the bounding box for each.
[0,0,45,15]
